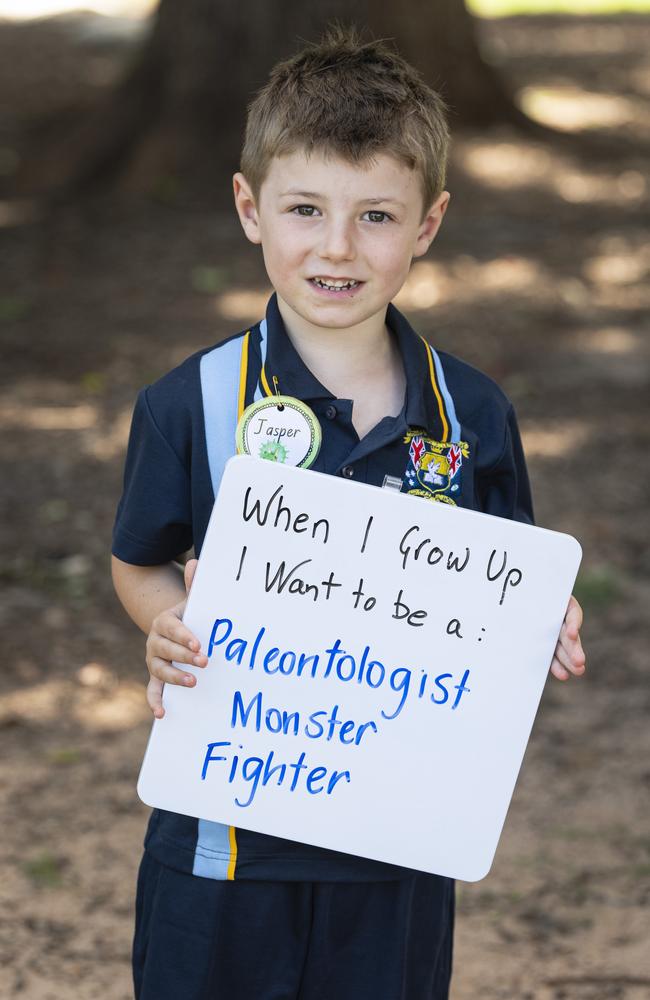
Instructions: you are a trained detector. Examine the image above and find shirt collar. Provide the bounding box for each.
[260,293,441,435]
[385,301,438,433]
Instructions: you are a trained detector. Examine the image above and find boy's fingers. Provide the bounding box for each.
[550,657,570,681]
[153,612,201,653]
[564,594,583,639]
[554,641,574,673]
[146,677,165,718]
[553,638,586,678]
[560,632,586,671]
[184,558,198,594]
[149,656,198,689]
[558,617,586,669]
[148,636,207,667]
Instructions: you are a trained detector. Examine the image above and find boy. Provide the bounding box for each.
[112,28,585,1000]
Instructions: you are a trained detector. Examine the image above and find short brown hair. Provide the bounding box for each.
[240,26,450,216]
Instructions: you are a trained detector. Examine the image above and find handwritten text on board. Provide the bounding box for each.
[138,456,581,881]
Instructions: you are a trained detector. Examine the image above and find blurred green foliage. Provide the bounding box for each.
[573,566,623,610]
[190,265,228,295]
[80,371,106,394]
[39,499,69,523]
[0,296,31,322]
[47,747,82,765]
[24,852,64,888]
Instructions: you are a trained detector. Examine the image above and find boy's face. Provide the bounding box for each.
[233,150,449,335]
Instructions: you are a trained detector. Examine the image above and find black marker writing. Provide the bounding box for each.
[242,485,330,543]
[398,525,471,574]
[235,545,247,582]
[392,590,427,627]
[486,549,523,605]
[360,515,373,554]
[446,618,463,639]
[352,578,377,611]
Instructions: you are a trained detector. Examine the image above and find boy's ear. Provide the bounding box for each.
[233,172,262,245]
[413,191,451,258]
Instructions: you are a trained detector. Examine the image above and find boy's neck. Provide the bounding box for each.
[276,294,398,393]
[275,294,406,438]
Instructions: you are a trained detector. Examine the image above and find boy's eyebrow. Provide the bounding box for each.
[280,189,321,199]
[364,197,407,207]
[279,189,406,207]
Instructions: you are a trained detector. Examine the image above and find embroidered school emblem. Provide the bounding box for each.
[402,431,469,506]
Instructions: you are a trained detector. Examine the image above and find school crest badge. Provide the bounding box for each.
[402,431,469,506]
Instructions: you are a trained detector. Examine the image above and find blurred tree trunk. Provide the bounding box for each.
[16,0,526,201]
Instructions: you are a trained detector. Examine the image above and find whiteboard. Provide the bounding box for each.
[137,455,582,881]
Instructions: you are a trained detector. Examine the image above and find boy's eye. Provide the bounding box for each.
[292,205,319,217]
[364,210,392,224]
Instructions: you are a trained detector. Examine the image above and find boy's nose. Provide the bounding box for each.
[317,220,356,263]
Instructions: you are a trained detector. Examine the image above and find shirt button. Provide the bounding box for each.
[325,404,338,420]
[341,465,355,478]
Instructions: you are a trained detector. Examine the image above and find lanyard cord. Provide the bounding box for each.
[420,336,449,443]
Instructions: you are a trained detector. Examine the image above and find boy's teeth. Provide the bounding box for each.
[313,278,359,290]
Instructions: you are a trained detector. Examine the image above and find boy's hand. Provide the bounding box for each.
[550,594,586,681]
[145,559,207,718]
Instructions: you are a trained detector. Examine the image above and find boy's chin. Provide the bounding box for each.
[297,304,387,332]
[276,287,392,333]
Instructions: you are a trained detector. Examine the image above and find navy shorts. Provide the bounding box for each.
[133,851,454,1000]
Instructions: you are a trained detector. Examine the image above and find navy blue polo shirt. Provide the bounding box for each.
[113,293,533,882]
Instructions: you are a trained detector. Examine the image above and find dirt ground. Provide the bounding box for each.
[0,10,649,1000]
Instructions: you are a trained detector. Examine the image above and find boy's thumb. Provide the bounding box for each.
[184,558,198,594]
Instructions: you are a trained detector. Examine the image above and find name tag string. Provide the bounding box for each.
[236,371,322,469]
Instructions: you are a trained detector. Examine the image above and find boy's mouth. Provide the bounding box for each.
[309,277,361,293]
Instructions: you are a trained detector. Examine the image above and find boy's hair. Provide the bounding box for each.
[241,25,450,216]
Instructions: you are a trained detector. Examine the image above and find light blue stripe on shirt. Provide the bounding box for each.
[254,318,268,402]
[430,348,461,441]
[196,335,243,879]
[200,334,244,497]
[192,819,232,880]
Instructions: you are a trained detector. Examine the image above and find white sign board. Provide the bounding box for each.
[138,456,581,881]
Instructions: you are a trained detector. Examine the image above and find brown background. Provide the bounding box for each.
[0,9,649,999]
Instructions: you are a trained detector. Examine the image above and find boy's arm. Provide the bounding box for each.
[111,555,207,718]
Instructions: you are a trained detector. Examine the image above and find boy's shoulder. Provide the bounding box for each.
[134,328,251,461]
[147,328,249,401]
[143,328,249,415]
[435,347,514,422]
[390,302,514,428]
